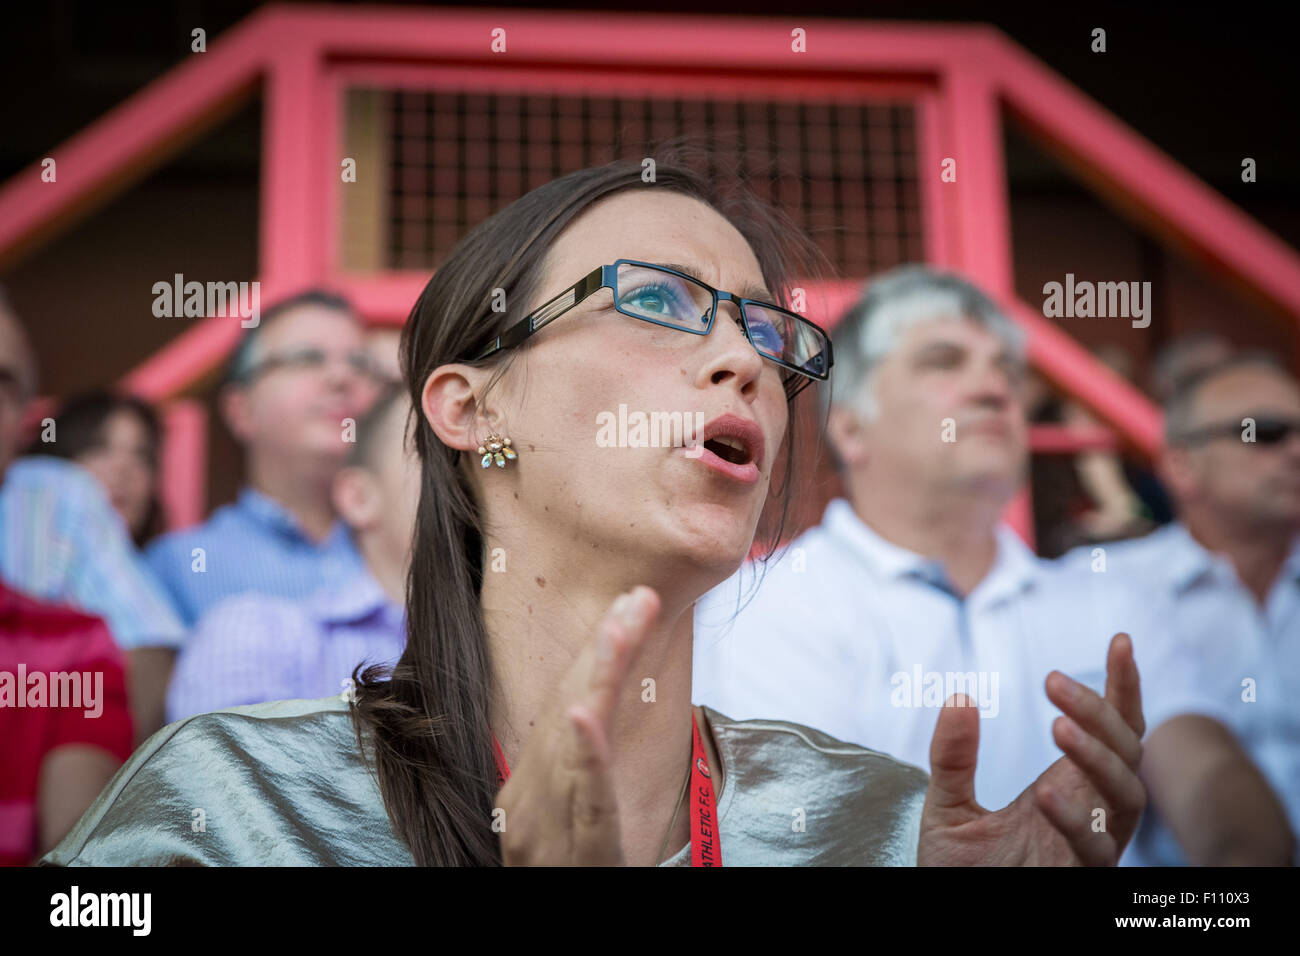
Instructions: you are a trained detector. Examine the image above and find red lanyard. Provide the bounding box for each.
[493,711,720,866]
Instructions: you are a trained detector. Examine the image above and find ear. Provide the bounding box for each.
[421,363,494,453]
[219,384,254,444]
[332,466,380,532]
[826,402,870,470]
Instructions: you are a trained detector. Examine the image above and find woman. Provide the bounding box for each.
[36,391,164,546]
[42,151,1145,866]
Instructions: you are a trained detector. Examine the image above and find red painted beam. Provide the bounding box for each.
[993,35,1300,325]
[332,273,428,325]
[942,40,1015,296]
[916,93,957,270]
[333,272,865,331]
[1008,297,1163,457]
[329,62,934,101]
[261,39,332,287]
[1029,424,1119,454]
[277,5,984,74]
[160,400,208,530]
[120,276,297,399]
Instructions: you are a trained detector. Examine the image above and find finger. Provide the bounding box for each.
[579,586,661,731]
[1051,715,1146,828]
[1104,633,1146,740]
[565,704,624,865]
[925,693,981,811]
[1033,779,1118,866]
[1045,671,1142,770]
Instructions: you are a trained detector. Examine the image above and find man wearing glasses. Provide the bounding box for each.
[145,290,385,626]
[1063,352,1300,865]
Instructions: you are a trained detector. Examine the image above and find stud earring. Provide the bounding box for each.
[478,432,517,469]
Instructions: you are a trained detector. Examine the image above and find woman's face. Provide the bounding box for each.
[475,190,790,580]
[77,409,157,538]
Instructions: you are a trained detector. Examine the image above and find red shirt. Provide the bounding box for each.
[0,579,133,866]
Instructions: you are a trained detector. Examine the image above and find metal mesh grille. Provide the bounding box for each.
[356,89,923,277]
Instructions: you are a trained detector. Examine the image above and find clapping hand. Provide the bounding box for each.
[918,633,1147,865]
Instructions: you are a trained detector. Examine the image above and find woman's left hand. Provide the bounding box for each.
[917,632,1147,865]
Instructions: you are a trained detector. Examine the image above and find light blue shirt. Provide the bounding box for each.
[694,498,1226,856]
[165,565,406,722]
[0,456,185,650]
[145,487,363,627]
[1062,523,1300,865]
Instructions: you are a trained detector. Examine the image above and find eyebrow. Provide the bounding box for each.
[657,261,775,303]
[912,340,966,358]
[913,340,1025,368]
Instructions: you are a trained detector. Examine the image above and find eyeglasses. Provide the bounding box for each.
[242,347,381,384]
[472,260,834,400]
[1174,415,1300,447]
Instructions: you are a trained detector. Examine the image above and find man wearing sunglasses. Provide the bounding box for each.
[146,289,385,627]
[1076,352,1300,865]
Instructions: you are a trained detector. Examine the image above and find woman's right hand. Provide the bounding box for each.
[497,585,661,865]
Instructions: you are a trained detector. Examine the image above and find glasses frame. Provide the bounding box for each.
[1173,415,1300,447]
[239,346,382,385]
[473,259,833,400]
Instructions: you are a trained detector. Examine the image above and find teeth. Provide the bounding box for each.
[714,436,745,452]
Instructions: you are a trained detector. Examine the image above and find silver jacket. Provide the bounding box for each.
[42,696,928,866]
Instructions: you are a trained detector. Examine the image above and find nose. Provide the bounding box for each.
[699,301,765,397]
[324,352,365,392]
[969,359,1016,412]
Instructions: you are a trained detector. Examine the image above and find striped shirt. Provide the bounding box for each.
[145,487,364,627]
[165,566,405,722]
[0,456,185,650]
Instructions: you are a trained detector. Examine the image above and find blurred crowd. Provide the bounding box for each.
[1,267,1296,866]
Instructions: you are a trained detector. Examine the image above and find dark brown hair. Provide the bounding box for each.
[351,141,836,865]
[32,390,164,546]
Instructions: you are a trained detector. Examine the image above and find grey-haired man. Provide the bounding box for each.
[694,264,1292,865]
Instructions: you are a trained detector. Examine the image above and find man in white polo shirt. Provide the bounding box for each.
[694,265,1293,865]
[1062,353,1300,865]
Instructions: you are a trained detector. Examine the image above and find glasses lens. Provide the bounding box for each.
[346,350,377,377]
[616,264,714,329]
[742,303,829,378]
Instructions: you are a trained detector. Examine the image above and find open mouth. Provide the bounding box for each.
[702,435,752,465]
